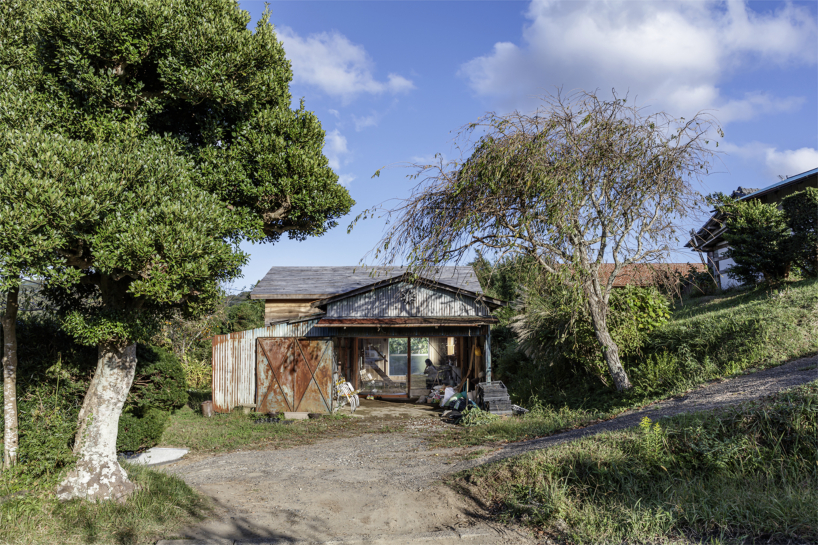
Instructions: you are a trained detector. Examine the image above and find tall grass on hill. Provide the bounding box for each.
[501,278,818,414]
[460,380,818,544]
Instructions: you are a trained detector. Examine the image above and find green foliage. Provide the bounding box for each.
[683,265,719,297]
[1,316,191,477]
[1,0,353,347]
[638,416,665,465]
[128,345,188,415]
[463,381,818,543]
[720,198,792,285]
[514,281,670,386]
[459,407,500,427]
[495,277,818,415]
[117,409,171,453]
[781,187,818,278]
[219,296,265,334]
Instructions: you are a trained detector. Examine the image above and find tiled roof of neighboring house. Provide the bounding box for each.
[730,187,760,199]
[598,263,708,288]
[250,266,483,299]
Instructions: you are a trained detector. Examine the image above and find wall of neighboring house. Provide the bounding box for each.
[710,246,741,289]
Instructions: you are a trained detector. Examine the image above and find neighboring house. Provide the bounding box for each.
[686,167,818,288]
[211,266,504,414]
[596,263,708,290]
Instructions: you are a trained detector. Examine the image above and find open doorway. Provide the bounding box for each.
[354,336,481,397]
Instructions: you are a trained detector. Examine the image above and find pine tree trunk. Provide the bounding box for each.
[2,288,20,470]
[56,342,138,502]
[586,290,632,392]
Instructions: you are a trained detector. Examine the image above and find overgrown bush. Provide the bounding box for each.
[117,345,188,452]
[129,345,188,415]
[781,187,818,278]
[721,198,792,285]
[117,409,172,453]
[1,315,189,482]
[508,283,670,388]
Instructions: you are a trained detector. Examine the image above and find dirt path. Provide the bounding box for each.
[163,356,816,545]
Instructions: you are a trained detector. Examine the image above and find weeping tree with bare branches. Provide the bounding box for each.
[358,90,721,391]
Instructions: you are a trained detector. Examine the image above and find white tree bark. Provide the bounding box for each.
[56,342,138,502]
[2,288,20,470]
[585,288,632,392]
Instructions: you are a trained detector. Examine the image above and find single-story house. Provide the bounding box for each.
[686,167,818,288]
[211,266,504,414]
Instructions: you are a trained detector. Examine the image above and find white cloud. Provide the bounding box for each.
[722,142,818,178]
[764,147,818,178]
[324,129,349,171]
[459,0,816,122]
[352,112,380,131]
[338,174,356,187]
[277,27,415,103]
[328,109,340,119]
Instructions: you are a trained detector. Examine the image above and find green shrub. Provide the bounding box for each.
[117,409,172,453]
[1,315,190,482]
[129,345,188,414]
[781,187,818,278]
[503,284,670,391]
[721,198,792,285]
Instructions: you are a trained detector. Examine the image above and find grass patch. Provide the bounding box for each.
[458,380,818,544]
[429,404,609,449]
[0,463,210,545]
[160,405,361,453]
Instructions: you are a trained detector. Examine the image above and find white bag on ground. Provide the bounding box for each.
[441,387,456,406]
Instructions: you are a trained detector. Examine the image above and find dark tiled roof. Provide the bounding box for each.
[251,266,482,299]
[730,186,760,198]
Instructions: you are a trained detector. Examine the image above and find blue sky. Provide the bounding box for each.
[234,0,818,289]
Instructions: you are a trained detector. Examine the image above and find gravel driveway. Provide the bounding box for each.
[164,355,817,544]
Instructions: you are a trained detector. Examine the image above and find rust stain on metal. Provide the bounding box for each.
[255,338,334,414]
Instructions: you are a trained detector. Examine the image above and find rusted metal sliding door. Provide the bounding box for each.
[256,338,334,414]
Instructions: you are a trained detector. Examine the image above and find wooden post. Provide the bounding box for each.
[485,326,492,382]
[407,336,411,396]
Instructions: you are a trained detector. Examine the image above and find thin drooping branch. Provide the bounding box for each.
[355,89,720,391]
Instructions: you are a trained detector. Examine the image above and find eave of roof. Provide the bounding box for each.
[737,167,818,201]
[315,317,498,327]
[686,167,818,250]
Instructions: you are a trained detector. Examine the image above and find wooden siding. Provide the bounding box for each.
[326,281,490,318]
[251,266,482,299]
[265,299,317,324]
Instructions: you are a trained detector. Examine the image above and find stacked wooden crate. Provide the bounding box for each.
[477,381,513,416]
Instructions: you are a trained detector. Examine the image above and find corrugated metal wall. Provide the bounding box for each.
[211,320,333,413]
[326,282,490,318]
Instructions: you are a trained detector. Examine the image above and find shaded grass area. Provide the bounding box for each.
[457,381,818,544]
[160,405,362,453]
[0,463,210,545]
